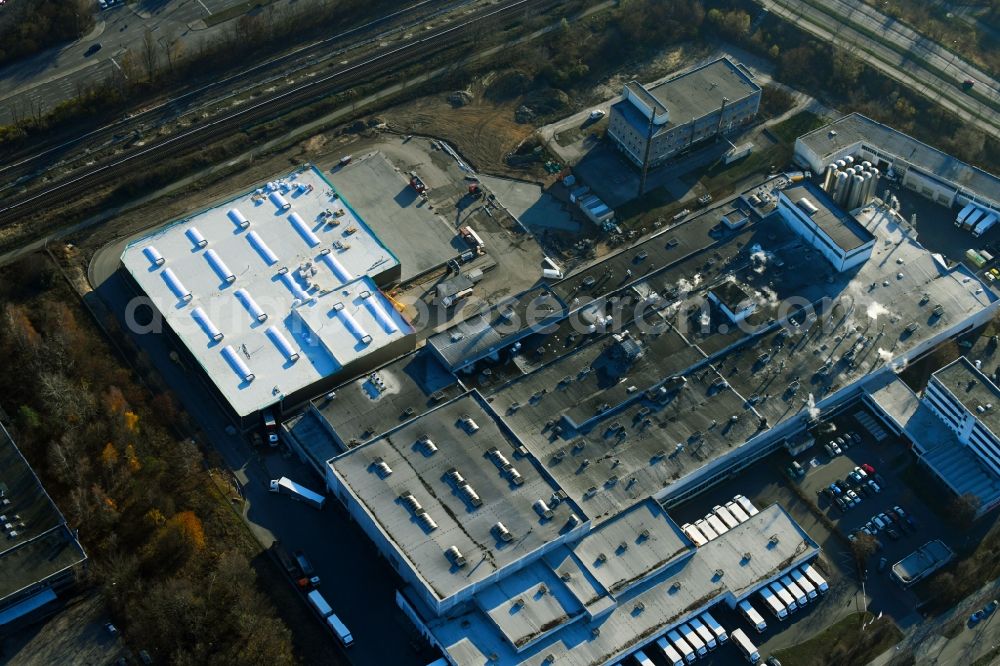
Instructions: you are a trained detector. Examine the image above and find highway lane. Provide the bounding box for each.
[759,0,1000,140]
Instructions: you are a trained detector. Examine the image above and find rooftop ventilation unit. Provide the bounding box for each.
[445,546,467,567]
[494,522,514,542]
[221,345,254,383]
[266,326,299,362]
[418,435,438,455]
[185,227,208,250]
[566,514,580,529]
[234,289,267,323]
[228,207,251,229]
[560,571,572,581]
[418,512,438,531]
[534,499,554,519]
[143,245,165,267]
[487,447,513,471]
[458,483,482,507]
[161,268,192,302]
[191,307,224,342]
[400,492,422,514]
[373,458,392,478]
[268,192,291,212]
[507,467,524,486]
[245,230,278,265]
[445,468,464,485]
[460,415,480,433]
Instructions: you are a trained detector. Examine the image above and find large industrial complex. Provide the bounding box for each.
[269,123,999,663]
[102,62,1000,666]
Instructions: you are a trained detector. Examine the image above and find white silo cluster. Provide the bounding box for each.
[820,156,880,211]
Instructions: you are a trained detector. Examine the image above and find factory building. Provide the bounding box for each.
[0,423,87,628]
[119,165,414,429]
[282,175,999,665]
[607,58,761,170]
[795,113,1000,214]
[777,182,876,272]
[865,358,1000,518]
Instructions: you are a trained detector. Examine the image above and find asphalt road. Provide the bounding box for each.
[0,0,302,124]
[759,0,1000,141]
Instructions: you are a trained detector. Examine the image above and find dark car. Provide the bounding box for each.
[878,557,888,572]
[906,516,918,531]
[834,497,847,512]
[886,527,901,540]
[84,43,102,57]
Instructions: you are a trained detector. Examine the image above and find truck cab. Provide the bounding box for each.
[262,409,279,447]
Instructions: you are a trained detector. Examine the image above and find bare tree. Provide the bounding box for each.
[141,29,159,82]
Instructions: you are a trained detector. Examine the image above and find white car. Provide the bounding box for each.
[588,109,606,120]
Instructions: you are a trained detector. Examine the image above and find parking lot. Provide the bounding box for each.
[659,399,959,662]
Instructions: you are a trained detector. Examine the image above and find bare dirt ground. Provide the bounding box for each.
[384,88,537,177]
[2,593,125,666]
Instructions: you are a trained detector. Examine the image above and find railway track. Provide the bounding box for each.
[0,0,465,178]
[0,0,548,227]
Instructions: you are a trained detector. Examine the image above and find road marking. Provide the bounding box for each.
[197,0,212,15]
[110,57,122,72]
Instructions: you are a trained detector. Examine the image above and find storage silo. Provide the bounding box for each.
[832,171,850,206]
[858,171,873,207]
[866,168,879,204]
[844,155,855,168]
[823,164,838,193]
[847,174,865,210]
[836,159,847,171]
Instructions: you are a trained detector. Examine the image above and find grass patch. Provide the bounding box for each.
[770,110,826,144]
[773,612,902,666]
[203,0,278,27]
[699,142,793,192]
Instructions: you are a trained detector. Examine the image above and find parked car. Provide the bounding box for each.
[850,432,862,444]
[829,483,843,496]
[84,43,102,57]
[970,610,985,627]
[886,527,901,540]
[859,484,873,498]
[854,466,868,479]
[905,516,918,531]
[872,516,886,531]
[834,497,847,512]
[861,463,875,475]
[878,557,888,572]
[848,471,863,484]
[588,109,606,120]
[868,480,881,494]
[847,490,861,507]
[824,443,835,456]
[861,526,874,537]
[893,505,907,518]
[877,512,891,525]
[984,600,998,616]
[835,480,850,493]
[831,441,842,455]
[886,510,900,523]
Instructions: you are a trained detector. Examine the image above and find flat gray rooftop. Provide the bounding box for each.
[312,349,463,448]
[329,392,583,604]
[892,539,953,585]
[932,357,1000,436]
[797,113,1000,207]
[781,182,875,251]
[430,504,818,666]
[867,375,1000,504]
[427,286,566,372]
[0,427,86,604]
[328,152,463,281]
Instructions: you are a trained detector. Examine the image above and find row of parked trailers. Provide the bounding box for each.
[956,202,999,238]
[753,563,829,622]
[679,494,758,546]
[616,610,756,666]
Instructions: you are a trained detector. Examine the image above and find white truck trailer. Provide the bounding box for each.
[759,586,788,620]
[730,628,761,664]
[270,476,326,509]
[306,591,354,647]
[973,213,998,238]
[738,600,767,633]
